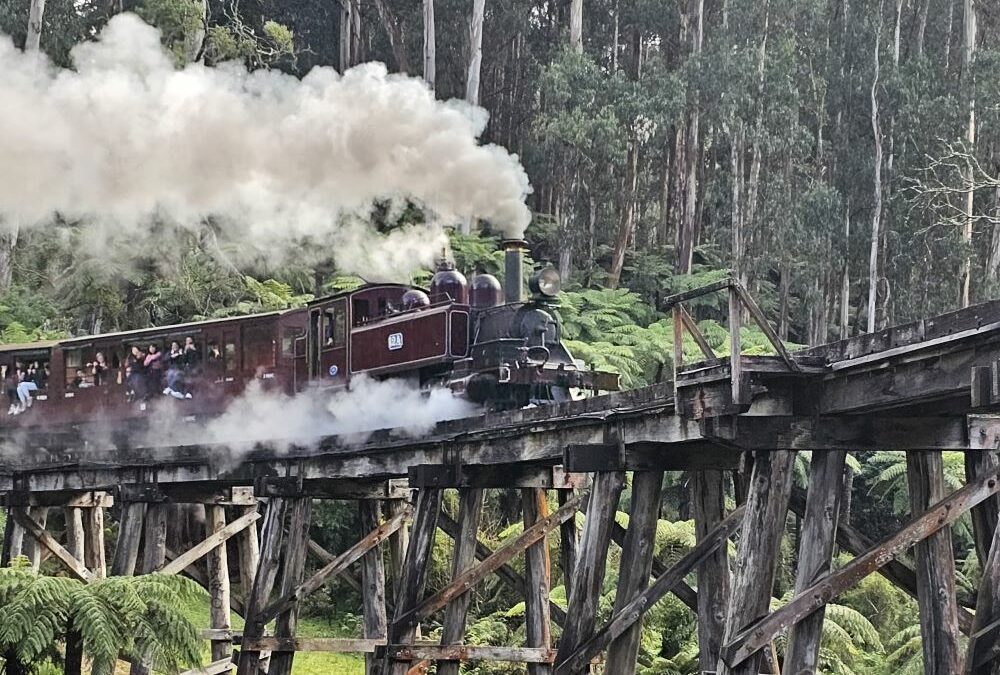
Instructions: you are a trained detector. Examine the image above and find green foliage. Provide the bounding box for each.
[0,561,202,674]
[135,0,204,64]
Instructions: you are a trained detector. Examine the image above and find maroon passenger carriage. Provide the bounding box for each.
[0,241,618,442]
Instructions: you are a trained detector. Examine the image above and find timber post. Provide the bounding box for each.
[437,488,485,675]
[359,500,388,675]
[522,487,553,675]
[907,451,962,672]
[717,450,795,675]
[691,469,730,670]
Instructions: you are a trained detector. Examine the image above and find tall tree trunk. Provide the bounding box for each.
[569,0,583,53]
[25,0,45,52]
[611,0,619,72]
[607,28,643,289]
[915,0,929,58]
[893,0,903,67]
[731,120,745,287]
[339,0,352,72]
[987,181,1000,290]
[840,201,851,338]
[944,0,955,73]
[423,0,436,90]
[868,2,884,334]
[374,0,410,72]
[465,0,485,105]
[676,0,705,275]
[960,0,976,307]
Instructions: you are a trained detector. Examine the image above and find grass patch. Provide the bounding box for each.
[178,588,365,675]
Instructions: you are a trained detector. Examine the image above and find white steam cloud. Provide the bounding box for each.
[128,375,478,463]
[0,14,532,278]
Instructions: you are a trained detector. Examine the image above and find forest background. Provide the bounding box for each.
[1,0,998,671]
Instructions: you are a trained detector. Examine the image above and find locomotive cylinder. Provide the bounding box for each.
[503,239,527,304]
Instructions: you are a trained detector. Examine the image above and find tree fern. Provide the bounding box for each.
[0,562,202,675]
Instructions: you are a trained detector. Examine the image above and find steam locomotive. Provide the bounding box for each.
[0,240,618,432]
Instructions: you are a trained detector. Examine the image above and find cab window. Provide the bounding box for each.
[322,306,346,349]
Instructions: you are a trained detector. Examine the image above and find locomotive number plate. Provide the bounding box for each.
[388,332,404,351]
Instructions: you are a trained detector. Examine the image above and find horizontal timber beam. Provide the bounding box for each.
[702,415,1000,451]
[564,442,741,472]
[240,637,386,653]
[722,462,1000,668]
[408,464,585,489]
[383,645,556,664]
[117,483,257,505]
[255,477,410,499]
[2,490,113,508]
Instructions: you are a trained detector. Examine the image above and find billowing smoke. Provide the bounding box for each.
[126,375,478,463]
[0,14,532,279]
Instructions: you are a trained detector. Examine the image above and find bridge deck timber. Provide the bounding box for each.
[5,293,1000,674]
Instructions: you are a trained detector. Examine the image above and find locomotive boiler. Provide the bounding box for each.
[0,240,618,432]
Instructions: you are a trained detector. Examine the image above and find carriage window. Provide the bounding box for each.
[64,348,85,387]
[352,299,370,326]
[322,306,346,349]
[281,328,303,357]
[243,325,274,370]
[224,341,237,372]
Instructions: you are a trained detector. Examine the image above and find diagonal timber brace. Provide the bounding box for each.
[553,505,746,675]
[10,507,92,582]
[158,509,260,576]
[392,494,582,631]
[260,503,412,625]
[721,461,1000,668]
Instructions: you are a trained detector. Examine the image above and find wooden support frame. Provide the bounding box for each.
[236,498,288,675]
[436,509,568,626]
[718,450,796,675]
[10,507,92,582]
[408,464,584,490]
[204,505,232,663]
[360,501,389,675]
[554,505,746,675]
[691,469,729,670]
[394,493,581,630]
[267,497,312,675]
[554,472,623,675]
[386,645,556,664]
[784,450,847,672]
[83,505,106,578]
[702,414,1000,451]
[111,502,146,577]
[564,442,741,473]
[159,510,260,576]
[605,471,663,675]
[438,488,485,675]
[907,451,962,672]
[386,488,443,675]
[721,461,1000,668]
[260,503,411,625]
[522,487,553,675]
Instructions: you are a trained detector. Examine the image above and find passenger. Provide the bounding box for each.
[5,365,18,415]
[14,363,38,413]
[90,352,109,386]
[163,341,187,399]
[206,342,223,381]
[73,368,93,388]
[183,337,200,371]
[126,345,146,402]
[143,344,163,399]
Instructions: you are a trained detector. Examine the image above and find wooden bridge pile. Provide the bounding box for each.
[4,281,1000,674]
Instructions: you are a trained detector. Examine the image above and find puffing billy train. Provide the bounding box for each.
[0,240,618,433]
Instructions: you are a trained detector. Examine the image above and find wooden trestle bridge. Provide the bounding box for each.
[4,280,1000,675]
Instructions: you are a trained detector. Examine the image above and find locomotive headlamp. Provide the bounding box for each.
[529,266,562,298]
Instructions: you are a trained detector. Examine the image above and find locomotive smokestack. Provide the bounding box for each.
[503,239,527,304]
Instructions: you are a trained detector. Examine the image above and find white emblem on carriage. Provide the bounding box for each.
[388,332,404,351]
[328,365,339,377]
